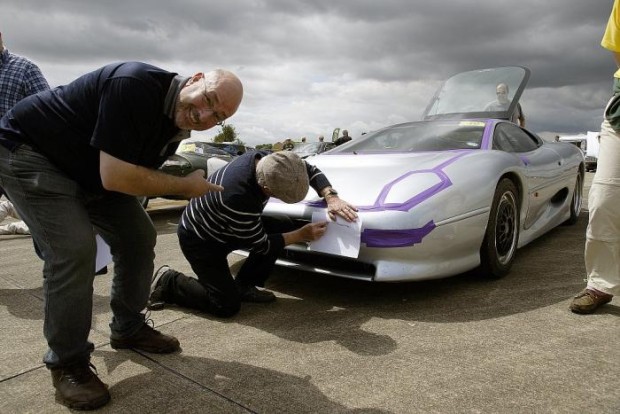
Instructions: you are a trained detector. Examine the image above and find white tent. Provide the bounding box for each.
[585,131,600,158]
[558,131,599,171]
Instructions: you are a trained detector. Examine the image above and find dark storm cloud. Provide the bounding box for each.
[1,0,616,143]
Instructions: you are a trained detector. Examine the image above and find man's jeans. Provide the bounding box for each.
[0,144,156,368]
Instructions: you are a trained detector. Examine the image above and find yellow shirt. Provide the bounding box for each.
[602,0,620,77]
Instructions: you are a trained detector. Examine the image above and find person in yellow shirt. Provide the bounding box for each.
[570,0,620,313]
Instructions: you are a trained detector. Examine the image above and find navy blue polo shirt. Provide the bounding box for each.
[0,61,180,192]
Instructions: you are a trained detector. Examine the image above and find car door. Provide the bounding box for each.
[492,122,563,229]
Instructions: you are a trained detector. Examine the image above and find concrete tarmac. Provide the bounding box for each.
[0,172,618,413]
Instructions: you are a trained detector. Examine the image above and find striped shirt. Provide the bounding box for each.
[180,151,331,255]
[0,49,49,117]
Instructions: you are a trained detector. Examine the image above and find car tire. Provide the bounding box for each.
[564,172,583,226]
[480,179,519,279]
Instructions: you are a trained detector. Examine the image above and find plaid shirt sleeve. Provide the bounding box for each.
[0,50,50,116]
[22,63,50,95]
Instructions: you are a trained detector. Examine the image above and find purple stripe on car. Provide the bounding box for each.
[361,152,469,212]
[361,220,436,247]
[285,153,473,248]
[367,169,451,212]
[305,152,470,213]
[480,120,495,149]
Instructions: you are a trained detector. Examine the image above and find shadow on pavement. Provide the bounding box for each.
[93,349,392,414]
[0,286,111,321]
[149,213,620,358]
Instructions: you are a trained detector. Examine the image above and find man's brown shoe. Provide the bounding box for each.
[570,289,613,314]
[110,323,181,353]
[51,362,110,410]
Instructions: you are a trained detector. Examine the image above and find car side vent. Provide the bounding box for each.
[279,248,376,279]
[550,188,569,205]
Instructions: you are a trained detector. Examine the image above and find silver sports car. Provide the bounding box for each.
[260,67,585,282]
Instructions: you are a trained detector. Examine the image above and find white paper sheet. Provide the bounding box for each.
[309,211,362,258]
[95,234,113,272]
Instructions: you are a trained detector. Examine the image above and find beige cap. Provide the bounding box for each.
[256,152,309,203]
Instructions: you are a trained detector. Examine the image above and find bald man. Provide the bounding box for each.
[485,83,525,127]
[0,61,243,409]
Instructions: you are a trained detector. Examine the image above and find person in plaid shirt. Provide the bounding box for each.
[0,32,48,236]
[0,32,49,117]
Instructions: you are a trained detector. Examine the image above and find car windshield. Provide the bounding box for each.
[423,66,529,121]
[292,142,322,155]
[329,121,485,154]
[206,142,246,156]
[176,141,230,157]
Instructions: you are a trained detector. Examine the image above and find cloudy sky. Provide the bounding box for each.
[1,0,616,146]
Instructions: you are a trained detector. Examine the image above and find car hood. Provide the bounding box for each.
[300,151,471,211]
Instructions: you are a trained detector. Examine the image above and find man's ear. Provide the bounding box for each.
[186,72,204,86]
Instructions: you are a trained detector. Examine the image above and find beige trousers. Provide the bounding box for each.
[585,114,620,295]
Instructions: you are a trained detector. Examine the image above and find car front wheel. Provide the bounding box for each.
[480,179,519,279]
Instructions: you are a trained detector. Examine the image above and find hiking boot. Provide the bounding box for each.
[237,284,276,303]
[110,323,180,353]
[51,362,110,410]
[570,289,613,314]
[147,265,171,311]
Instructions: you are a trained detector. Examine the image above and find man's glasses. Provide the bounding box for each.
[202,78,226,126]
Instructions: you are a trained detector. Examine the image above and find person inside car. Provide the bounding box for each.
[485,83,525,127]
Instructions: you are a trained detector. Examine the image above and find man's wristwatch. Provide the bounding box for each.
[324,189,338,198]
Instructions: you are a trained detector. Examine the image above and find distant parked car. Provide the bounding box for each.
[291,141,335,158]
[205,141,250,157]
[139,140,232,208]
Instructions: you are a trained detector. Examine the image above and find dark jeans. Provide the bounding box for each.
[161,216,298,317]
[0,144,156,368]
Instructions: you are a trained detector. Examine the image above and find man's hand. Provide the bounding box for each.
[181,170,224,198]
[283,221,328,245]
[299,221,328,241]
[326,196,358,222]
